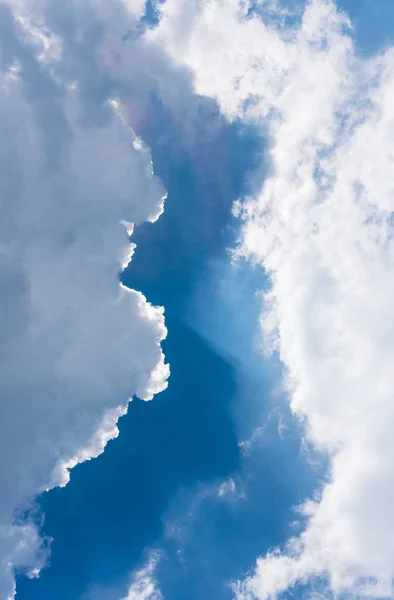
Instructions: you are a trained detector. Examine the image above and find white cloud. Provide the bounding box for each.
[122,554,163,600]
[151,0,394,598]
[217,478,236,498]
[0,0,171,597]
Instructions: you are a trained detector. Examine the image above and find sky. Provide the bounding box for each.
[1,1,394,600]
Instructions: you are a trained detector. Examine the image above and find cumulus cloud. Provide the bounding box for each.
[0,0,171,597]
[151,0,394,598]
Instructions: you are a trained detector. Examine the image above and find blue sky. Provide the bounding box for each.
[3,1,394,600]
[336,0,394,55]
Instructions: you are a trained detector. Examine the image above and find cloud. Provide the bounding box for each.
[217,478,237,498]
[151,0,394,598]
[122,554,163,600]
[0,0,171,597]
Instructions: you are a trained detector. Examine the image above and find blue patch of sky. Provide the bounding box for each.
[150,408,322,600]
[142,0,164,27]
[336,0,394,56]
[142,233,324,600]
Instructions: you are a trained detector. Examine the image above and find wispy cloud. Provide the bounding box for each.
[122,554,163,600]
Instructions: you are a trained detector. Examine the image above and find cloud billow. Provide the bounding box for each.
[0,0,169,597]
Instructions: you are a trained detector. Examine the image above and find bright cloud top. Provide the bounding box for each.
[0,0,169,598]
[152,0,394,598]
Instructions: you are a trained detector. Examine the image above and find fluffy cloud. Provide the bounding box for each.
[0,1,170,597]
[152,0,394,598]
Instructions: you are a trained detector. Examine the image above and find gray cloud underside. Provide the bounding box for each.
[0,0,178,597]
